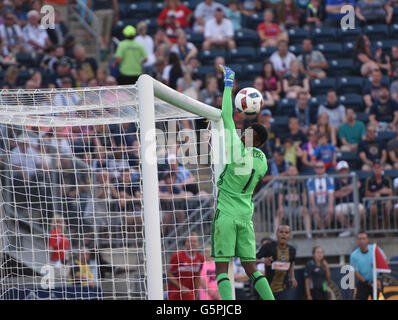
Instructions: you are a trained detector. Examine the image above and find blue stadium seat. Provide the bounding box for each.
[309,95,326,108]
[342,41,355,56]
[310,78,336,96]
[356,170,373,181]
[227,46,256,63]
[118,2,131,19]
[288,44,303,56]
[385,170,398,179]
[16,53,35,68]
[276,98,296,115]
[228,64,244,75]
[328,59,354,77]
[355,112,369,124]
[245,13,264,30]
[186,32,204,48]
[195,65,214,81]
[338,94,364,111]
[234,29,259,47]
[153,1,165,15]
[338,152,361,170]
[200,49,226,65]
[373,39,398,53]
[16,70,30,87]
[238,80,254,90]
[242,63,263,80]
[256,46,277,61]
[339,27,363,43]
[311,27,338,44]
[364,24,389,41]
[143,17,158,35]
[315,42,343,59]
[273,116,289,129]
[377,131,395,142]
[287,28,310,45]
[390,24,398,38]
[336,76,364,95]
[128,2,155,19]
[183,0,202,10]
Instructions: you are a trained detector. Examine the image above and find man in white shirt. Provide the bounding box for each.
[193,0,226,34]
[0,12,24,55]
[202,8,236,51]
[270,40,296,79]
[23,10,51,53]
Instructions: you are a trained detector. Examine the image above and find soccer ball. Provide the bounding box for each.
[234,87,263,115]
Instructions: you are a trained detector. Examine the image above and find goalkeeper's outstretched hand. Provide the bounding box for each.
[219,65,235,88]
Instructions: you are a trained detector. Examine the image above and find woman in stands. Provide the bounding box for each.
[277,0,301,30]
[316,112,337,148]
[261,60,281,103]
[283,59,310,99]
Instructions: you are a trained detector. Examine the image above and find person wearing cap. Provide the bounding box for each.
[113,25,147,85]
[365,160,393,230]
[369,85,398,131]
[202,7,236,51]
[334,161,365,237]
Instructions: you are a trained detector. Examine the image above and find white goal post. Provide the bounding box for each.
[0,74,238,300]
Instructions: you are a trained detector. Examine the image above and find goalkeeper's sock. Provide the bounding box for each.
[216,273,233,300]
[250,271,275,300]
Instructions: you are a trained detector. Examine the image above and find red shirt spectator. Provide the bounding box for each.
[49,217,70,263]
[157,0,192,28]
[167,233,204,300]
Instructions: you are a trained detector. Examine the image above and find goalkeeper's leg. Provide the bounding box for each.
[241,261,274,300]
[215,261,234,300]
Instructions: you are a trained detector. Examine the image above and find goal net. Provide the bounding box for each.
[0,76,224,300]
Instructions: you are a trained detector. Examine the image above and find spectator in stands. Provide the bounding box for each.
[324,0,355,27]
[199,75,221,106]
[318,89,346,129]
[290,91,311,132]
[114,26,147,85]
[297,38,328,80]
[317,112,338,147]
[53,77,81,106]
[277,0,301,29]
[387,45,398,78]
[365,159,394,230]
[275,164,311,238]
[262,146,290,185]
[338,108,367,152]
[350,232,386,300]
[358,123,390,171]
[154,28,172,59]
[72,45,98,83]
[193,0,226,34]
[49,215,70,267]
[355,0,393,25]
[49,56,75,88]
[167,232,204,300]
[334,161,365,237]
[283,59,310,99]
[257,9,285,48]
[0,12,24,55]
[87,0,119,60]
[279,117,307,166]
[1,65,19,89]
[152,57,167,82]
[199,245,220,300]
[253,76,275,109]
[96,66,108,86]
[46,9,69,46]
[225,0,242,31]
[202,8,236,51]
[304,246,331,300]
[300,127,319,174]
[157,0,193,29]
[23,10,51,53]
[239,0,265,15]
[369,85,398,131]
[47,45,66,74]
[258,109,277,159]
[162,10,181,44]
[162,52,183,90]
[135,21,156,74]
[177,65,200,100]
[270,39,296,79]
[171,29,198,65]
[307,160,335,234]
[354,36,384,78]
[305,0,325,29]
[261,60,282,103]
[387,124,398,169]
[69,247,97,289]
[312,132,337,173]
[12,0,28,26]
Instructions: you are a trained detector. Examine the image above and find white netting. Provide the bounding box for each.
[0,85,216,300]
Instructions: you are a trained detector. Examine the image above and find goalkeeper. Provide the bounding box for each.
[211,65,274,300]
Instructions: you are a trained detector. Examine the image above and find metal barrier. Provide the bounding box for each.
[362,196,398,234]
[253,173,369,238]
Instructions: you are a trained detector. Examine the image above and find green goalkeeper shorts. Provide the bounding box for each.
[210,209,256,262]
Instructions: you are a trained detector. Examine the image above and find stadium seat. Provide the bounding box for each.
[311,27,338,44]
[276,98,296,115]
[336,76,364,95]
[342,41,355,56]
[186,32,204,48]
[245,13,264,30]
[287,28,310,45]
[256,46,277,62]
[338,94,364,111]
[288,44,303,56]
[195,65,214,82]
[238,80,254,90]
[142,17,158,35]
[364,24,389,41]
[315,42,343,59]
[338,27,363,43]
[309,95,326,109]
[183,0,202,10]
[273,116,289,129]
[227,46,256,63]
[310,78,336,96]
[128,2,155,19]
[234,29,259,47]
[377,131,396,142]
[338,152,361,170]
[199,49,226,64]
[355,112,369,124]
[390,24,398,38]
[118,2,131,19]
[153,1,165,15]
[16,70,30,87]
[228,64,243,76]
[355,170,372,181]
[16,53,35,69]
[373,39,398,53]
[385,170,398,179]
[328,59,354,77]
[242,63,263,81]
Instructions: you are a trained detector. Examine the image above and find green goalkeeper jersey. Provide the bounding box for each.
[216,87,268,220]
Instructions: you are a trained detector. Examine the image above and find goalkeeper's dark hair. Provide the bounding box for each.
[251,122,268,146]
